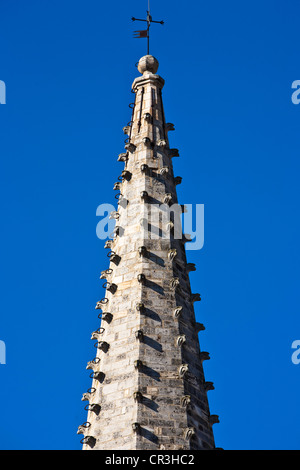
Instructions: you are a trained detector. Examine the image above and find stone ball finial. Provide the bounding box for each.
[137,55,159,74]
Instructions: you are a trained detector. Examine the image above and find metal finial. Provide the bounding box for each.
[132,0,164,55]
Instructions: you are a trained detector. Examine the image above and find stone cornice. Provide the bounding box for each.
[132,73,165,91]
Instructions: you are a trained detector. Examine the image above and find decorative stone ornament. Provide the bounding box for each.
[204,382,215,392]
[91,328,105,340]
[191,293,201,303]
[178,364,189,378]
[86,357,100,371]
[173,306,183,319]
[135,330,144,341]
[143,112,152,123]
[136,302,145,312]
[184,427,195,441]
[132,422,141,433]
[209,415,220,426]
[85,403,101,415]
[133,391,143,402]
[176,335,186,348]
[134,360,143,370]
[77,422,91,435]
[160,166,169,175]
[170,277,180,289]
[117,153,128,162]
[138,246,147,257]
[168,249,177,261]
[125,142,136,153]
[180,395,191,408]
[94,341,109,353]
[80,435,96,447]
[81,387,96,402]
[200,351,210,363]
[137,55,159,75]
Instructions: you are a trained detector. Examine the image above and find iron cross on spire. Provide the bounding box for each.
[132,0,164,55]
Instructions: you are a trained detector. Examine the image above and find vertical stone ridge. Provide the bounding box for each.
[79,55,217,450]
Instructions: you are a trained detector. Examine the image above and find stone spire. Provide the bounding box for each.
[78,56,218,450]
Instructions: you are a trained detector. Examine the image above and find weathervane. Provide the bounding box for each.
[132,0,164,55]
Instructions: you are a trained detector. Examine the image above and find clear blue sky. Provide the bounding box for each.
[0,0,299,450]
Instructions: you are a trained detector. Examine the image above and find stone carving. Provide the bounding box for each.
[200,351,210,363]
[133,391,143,402]
[90,371,105,382]
[140,191,149,201]
[99,269,113,280]
[170,277,180,289]
[173,306,183,319]
[195,322,205,333]
[166,122,175,132]
[81,387,96,402]
[137,55,159,74]
[184,427,195,441]
[103,282,117,294]
[135,330,144,341]
[86,357,100,371]
[101,312,113,323]
[136,302,145,312]
[140,164,149,173]
[124,142,136,153]
[178,364,189,378]
[174,176,182,185]
[104,240,113,249]
[166,221,174,233]
[77,422,91,435]
[157,139,167,147]
[80,436,96,447]
[85,403,101,415]
[142,137,152,147]
[168,249,177,261]
[121,170,132,181]
[168,148,179,158]
[108,252,121,264]
[94,341,109,353]
[132,422,141,433]
[117,153,128,162]
[209,415,220,425]
[122,125,131,135]
[91,328,105,340]
[204,382,215,392]
[163,193,172,205]
[138,246,147,257]
[176,335,186,348]
[143,112,152,123]
[137,274,146,284]
[134,360,143,370]
[180,395,191,408]
[113,182,122,191]
[109,211,120,220]
[182,234,192,244]
[186,263,196,273]
[95,299,108,310]
[191,293,201,303]
[160,166,169,175]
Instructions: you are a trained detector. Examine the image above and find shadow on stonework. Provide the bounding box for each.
[139,426,159,444]
[142,307,162,323]
[145,279,164,296]
[140,364,161,382]
[141,395,159,413]
[143,335,163,353]
[147,250,165,267]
